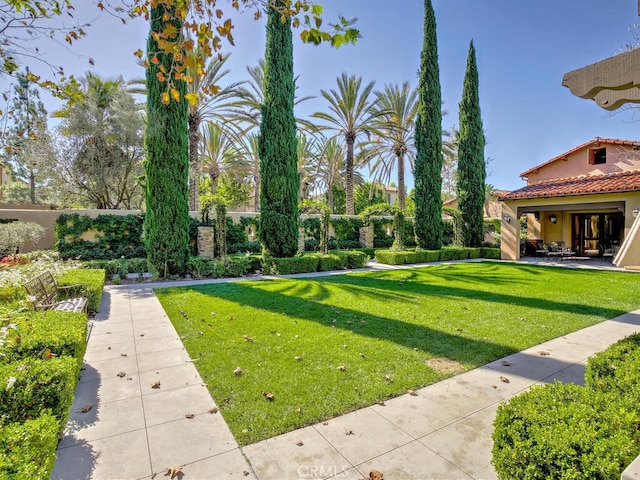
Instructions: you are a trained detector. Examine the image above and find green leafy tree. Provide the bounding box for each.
[312,73,382,215]
[258,0,300,258]
[369,81,418,211]
[315,137,346,213]
[144,1,189,275]
[52,73,145,209]
[2,70,50,204]
[414,0,443,250]
[457,41,486,247]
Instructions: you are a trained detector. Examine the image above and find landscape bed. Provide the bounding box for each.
[155,261,640,445]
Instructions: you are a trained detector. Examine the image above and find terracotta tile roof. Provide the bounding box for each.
[500,170,640,201]
[519,137,640,178]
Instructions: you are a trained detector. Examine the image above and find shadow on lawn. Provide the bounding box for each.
[171,264,631,369]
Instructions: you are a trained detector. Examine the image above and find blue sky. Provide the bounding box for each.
[5,0,640,191]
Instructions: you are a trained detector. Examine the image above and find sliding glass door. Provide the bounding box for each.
[572,213,623,256]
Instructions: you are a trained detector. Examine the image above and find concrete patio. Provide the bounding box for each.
[51,261,640,480]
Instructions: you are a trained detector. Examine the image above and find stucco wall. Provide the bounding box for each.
[525,142,640,184]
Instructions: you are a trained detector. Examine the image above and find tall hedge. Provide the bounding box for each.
[144,3,190,275]
[258,0,300,258]
[414,0,443,250]
[457,41,486,247]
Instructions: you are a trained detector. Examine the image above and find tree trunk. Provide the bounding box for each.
[188,113,201,213]
[345,135,355,215]
[397,151,405,211]
[327,182,334,212]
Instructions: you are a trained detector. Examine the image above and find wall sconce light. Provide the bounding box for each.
[549,214,557,224]
[633,209,639,218]
[502,214,510,223]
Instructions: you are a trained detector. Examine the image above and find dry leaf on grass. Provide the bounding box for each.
[383,375,393,383]
[242,335,253,342]
[164,465,183,479]
[234,367,243,376]
[294,356,302,361]
[337,365,346,371]
[81,404,93,413]
[262,391,274,401]
[151,380,161,389]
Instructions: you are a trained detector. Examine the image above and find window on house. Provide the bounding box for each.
[589,147,606,165]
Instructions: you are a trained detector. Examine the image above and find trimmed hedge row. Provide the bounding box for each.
[375,247,500,265]
[0,413,59,480]
[262,250,368,275]
[0,357,77,432]
[492,333,640,479]
[58,268,105,314]
[0,311,88,368]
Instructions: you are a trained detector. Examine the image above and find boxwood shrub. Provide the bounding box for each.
[343,250,368,269]
[480,247,501,259]
[317,253,346,272]
[0,357,77,431]
[57,268,105,314]
[262,256,319,275]
[374,250,406,265]
[224,255,251,277]
[1,311,87,368]
[492,381,640,479]
[186,256,224,279]
[493,334,640,479]
[0,413,60,480]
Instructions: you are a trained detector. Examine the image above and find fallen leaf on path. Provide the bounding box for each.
[164,466,183,479]
[500,376,510,383]
[344,428,354,435]
[491,385,497,389]
[295,440,304,446]
[116,371,126,378]
[81,404,93,413]
[539,351,550,356]
[185,413,195,419]
[151,380,161,389]
[209,407,218,414]
[368,469,384,480]
[407,389,418,396]
[501,360,511,366]
[378,401,386,406]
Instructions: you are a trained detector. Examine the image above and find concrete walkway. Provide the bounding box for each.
[52,262,640,480]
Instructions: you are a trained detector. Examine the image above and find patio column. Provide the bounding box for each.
[500,202,519,261]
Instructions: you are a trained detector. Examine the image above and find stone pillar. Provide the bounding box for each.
[359,224,374,248]
[298,226,306,253]
[197,226,214,258]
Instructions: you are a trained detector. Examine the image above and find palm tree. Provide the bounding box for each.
[314,137,345,212]
[297,132,320,201]
[233,59,315,132]
[185,51,245,212]
[200,122,244,196]
[235,131,261,212]
[368,81,418,210]
[311,73,383,215]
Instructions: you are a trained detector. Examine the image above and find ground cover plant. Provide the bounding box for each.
[155,262,640,445]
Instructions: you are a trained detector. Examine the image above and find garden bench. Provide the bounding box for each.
[23,271,88,314]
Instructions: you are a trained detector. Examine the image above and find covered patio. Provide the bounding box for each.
[499,171,640,262]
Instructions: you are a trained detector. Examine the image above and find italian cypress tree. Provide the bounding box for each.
[144,3,190,275]
[457,41,486,247]
[414,0,443,250]
[258,1,299,257]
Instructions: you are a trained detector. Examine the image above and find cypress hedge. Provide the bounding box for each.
[414,0,443,250]
[144,3,190,275]
[457,41,486,247]
[258,0,300,258]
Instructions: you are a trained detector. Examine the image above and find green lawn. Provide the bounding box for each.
[155,262,640,445]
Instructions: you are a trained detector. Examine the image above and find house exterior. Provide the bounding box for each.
[499,138,640,262]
